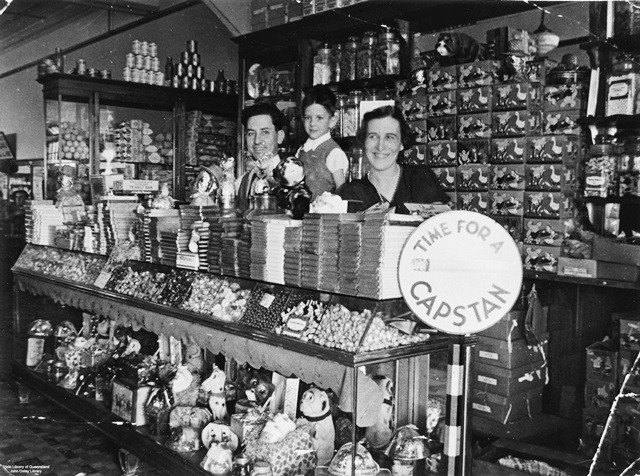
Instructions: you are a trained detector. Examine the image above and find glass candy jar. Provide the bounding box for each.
[334,93,347,137]
[313,43,332,85]
[331,43,343,83]
[357,31,377,80]
[341,37,359,82]
[376,29,401,76]
[343,89,363,137]
[619,137,640,196]
[584,139,618,198]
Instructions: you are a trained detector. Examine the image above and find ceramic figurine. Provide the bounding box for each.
[190,165,218,206]
[364,375,395,449]
[150,181,175,209]
[299,387,335,466]
[201,364,228,421]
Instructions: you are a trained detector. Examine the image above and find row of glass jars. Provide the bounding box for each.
[584,137,640,198]
[330,89,394,138]
[313,29,402,86]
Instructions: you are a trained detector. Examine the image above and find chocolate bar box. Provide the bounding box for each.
[427,116,457,142]
[458,60,501,88]
[457,192,490,213]
[493,215,523,242]
[490,190,524,216]
[401,144,427,164]
[543,84,587,111]
[490,164,525,190]
[524,191,563,218]
[431,166,456,191]
[398,85,428,120]
[458,113,492,139]
[522,244,560,273]
[457,139,489,165]
[490,138,526,163]
[457,87,491,114]
[542,110,581,135]
[457,164,489,191]
[408,119,429,143]
[492,110,541,137]
[428,65,457,92]
[428,90,457,116]
[525,163,563,191]
[427,141,457,166]
[492,82,542,111]
[524,218,565,246]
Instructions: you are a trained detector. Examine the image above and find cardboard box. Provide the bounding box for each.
[592,238,640,267]
[408,119,428,144]
[457,164,489,191]
[525,59,554,83]
[113,179,159,193]
[427,66,457,92]
[457,192,490,214]
[490,164,525,190]
[586,340,619,384]
[457,139,489,165]
[492,215,524,243]
[523,191,562,218]
[478,309,526,341]
[620,318,640,351]
[426,141,457,166]
[524,218,564,246]
[430,166,456,191]
[542,110,581,135]
[524,163,563,191]
[522,244,560,273]
[472,387,543,423]
[458,113,491,139]
[475,333,549,369]
[492,110,541,137]
[427,91,456,116]
[111,379,152,426]
[474,360,547,396]
[230,412,270,443]
[584,378,616,410]
[490,137,526,164]
[543,84,587,112]
[558,257,640,282]
[401,144,427,165]
[398,86,427,120]
[490,190,524,216]
[492,82,542,111]
[457,87,491,114]
[458,60,501,88]
[426,116,457,142]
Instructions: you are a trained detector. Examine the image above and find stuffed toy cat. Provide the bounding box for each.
[434,32,481,66]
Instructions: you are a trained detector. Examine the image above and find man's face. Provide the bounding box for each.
[245,114,284,168]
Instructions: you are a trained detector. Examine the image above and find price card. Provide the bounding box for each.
[259,293,275,309]
[94,270,112,289]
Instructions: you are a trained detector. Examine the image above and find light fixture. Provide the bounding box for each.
[534,10,560,57]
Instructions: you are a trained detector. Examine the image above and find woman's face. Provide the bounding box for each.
[364,117,403,173]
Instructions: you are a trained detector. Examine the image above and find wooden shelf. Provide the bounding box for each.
[12,361,209,476]
[38,73,238,115]
[577,114,640,129]
[524,269,640,291]
[576,196,640,206]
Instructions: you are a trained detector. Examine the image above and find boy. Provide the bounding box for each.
[297,86,349,199]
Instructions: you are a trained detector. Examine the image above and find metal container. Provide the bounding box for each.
[176,63,185,77]
[191,77,199,90]
[151,57,160,72]
[76,59,86,75]
[233,457,252,476]
[126,53,135,68]
[123,67,132,82]
[52,362,68,383]
[180,51,190,64]
[140,40,149,56]
[132,68,141,82]
[101,69,111,79]
[191,53,200,66]
[187,40,198,53]
[154,71,165,86]
[195,65,204,79]
[172,75,180,88]
[135,54,144,69]
[148,42,158,57]
[186,64,195,78]
[181,75,190,89]
[143,55,152,71]
[88,68,97,78]
[132,39,141,55]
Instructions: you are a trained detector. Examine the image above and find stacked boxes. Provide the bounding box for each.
[472,308,549,425]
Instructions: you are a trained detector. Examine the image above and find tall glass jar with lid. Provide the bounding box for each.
[376,29,401,76]
[619,136,640,196]
[343,90,363,137]
[335,94,347,137]
[313,44,332,85]
[331,43,343,83]
[341,37,359,82]
[357,32,377,80]
[584,137,618,198]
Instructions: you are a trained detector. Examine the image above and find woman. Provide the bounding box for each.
[338,106,449,212]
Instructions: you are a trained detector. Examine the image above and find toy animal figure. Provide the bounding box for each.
[299,387,335,466]
[273,157,312,220]
[364,375,395,449]
[201,422,239,451]
[183,337,204,375]
[434,32,481,66]
[201,441,233,474]
[201,364,228,421]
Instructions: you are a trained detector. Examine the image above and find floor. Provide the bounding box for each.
[0,246,158,476]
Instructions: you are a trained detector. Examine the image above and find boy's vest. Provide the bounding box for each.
[298,138,341,200]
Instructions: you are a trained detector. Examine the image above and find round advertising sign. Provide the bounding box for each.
[398,210,523,335]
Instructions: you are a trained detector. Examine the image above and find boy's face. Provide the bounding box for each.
[303,104,336,140]
[246,114,284,165]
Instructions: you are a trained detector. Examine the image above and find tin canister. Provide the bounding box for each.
[172,75,180,88]
[191,53,200,66]
[181,75,190,89]
[175,63,185,77]
[140,70,150,84]
[209,80,216,93]
[101,69,111,79]
[143,55,152,71]
[132,68,141,82]
[87,68,97,78]
[151,57,160,72]
[154,71,165,86]
[186,64,194,78]
[140,40,149,56]
[195,66,204,79]
[191,77,199,90]
[180,51,190,64]
[123,67,132,81]
[200,79,208,92]
[148,42,157,57]
[135,54,144,69]
[126,53,135,68]
[132,39,141,54]
[76,59,86,75]
[187,40,198,53]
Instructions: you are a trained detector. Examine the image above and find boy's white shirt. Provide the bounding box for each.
[297,132,349,174]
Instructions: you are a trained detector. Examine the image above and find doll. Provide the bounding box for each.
[273,157,312,220]
[190,165,218,206]
[55,165,85,222]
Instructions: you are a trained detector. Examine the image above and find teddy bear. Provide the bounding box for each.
[299,387,335,466]
[364,375,395,449]
[201,364,228,421]
[273,157,312,220]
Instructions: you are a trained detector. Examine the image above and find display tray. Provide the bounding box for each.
[11,361,209,476]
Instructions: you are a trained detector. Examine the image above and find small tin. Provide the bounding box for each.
[143,55,152,71]
[140,70,150,84]
[187,39,198,53]
[76,59,86,75]
[123,67,132,81]
[175,63,185,77]
[200,79,208,92]
[148,42,157,57]
[140,40,149,56]
[191,77,199,90]
[209,80,216,93]
[126,53,135,68]
[186,64,194,78]
[132,68,141,82]
[101,69,111,79]
[135,54,144,69]
[191,53,200,66]
[87,68,97,78]
[181,75,190,89]
[132,39,141,54]
[154,71,165,86]
[195,65,204,79]
[151,57,160,72]
[172,75,180,88]
[180,51,190,64]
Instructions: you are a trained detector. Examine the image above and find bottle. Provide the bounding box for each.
[335,93,347,137]
[331,43,343,83]
[341,37,359,82]
[313,43,332,85]
[357,31,377,79]
[376,28,401,76]
[164,57,174,87]
[215,69,227,94]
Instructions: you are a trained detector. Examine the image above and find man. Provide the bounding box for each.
[236,102,286,212]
